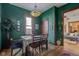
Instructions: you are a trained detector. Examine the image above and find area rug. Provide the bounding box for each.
[60,50,77,56]
[60,53,72,56]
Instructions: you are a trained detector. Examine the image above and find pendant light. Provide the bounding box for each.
[31,4,41,17]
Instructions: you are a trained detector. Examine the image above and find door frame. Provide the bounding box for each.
[62,7,79,46]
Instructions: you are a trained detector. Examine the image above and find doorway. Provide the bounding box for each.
[62,7,79,55]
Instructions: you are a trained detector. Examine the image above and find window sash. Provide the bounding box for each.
[26,17,32,34]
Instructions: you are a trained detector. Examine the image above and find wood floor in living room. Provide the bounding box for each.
[63,39,79,55]
[0,39,79,56]
[43,39,79,56]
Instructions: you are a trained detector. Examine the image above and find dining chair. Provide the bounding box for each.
[40,34,48,52]
[10,39,23,56]
[29,35,41,56]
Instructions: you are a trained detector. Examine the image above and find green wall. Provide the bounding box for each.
[1,3,41,49]
[0,3,1,49]
[33,16,42,35]
[57,3,79,45]
[2,3,31,40]
[0,3,1,23]
[41,7,56,44]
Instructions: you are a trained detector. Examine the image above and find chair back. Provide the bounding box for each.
[41,34,48,40]
[33,35,41,42]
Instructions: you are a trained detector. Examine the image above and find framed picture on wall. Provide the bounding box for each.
[35,24,39,30]
[68,21,79,33]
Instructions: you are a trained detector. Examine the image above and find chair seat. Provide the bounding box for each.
[11,41,23,49]
[10,40,23,56]
[29,41,40,48]
[11,44,22,49]
[40,40,47,45]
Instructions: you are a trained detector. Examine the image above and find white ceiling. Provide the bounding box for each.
[10,3,66,13]
[64,8,79,20]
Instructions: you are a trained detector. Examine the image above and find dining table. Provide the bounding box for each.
[21,35,32,55]
[21,34,48,55]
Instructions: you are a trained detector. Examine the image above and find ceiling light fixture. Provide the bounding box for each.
[31,4,41,17]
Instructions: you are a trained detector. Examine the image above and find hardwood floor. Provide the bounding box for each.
[42,39,79,56]
[0,49,11,56]
[64,39,79,55]
[42,46,64,56]
[0,39,79,56]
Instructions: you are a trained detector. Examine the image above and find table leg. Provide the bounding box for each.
[46,40,48,50]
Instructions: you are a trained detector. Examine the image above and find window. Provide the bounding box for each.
[26,17,32,34]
